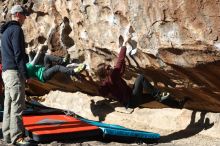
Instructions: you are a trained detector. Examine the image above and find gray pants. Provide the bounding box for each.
[2,70,25,144]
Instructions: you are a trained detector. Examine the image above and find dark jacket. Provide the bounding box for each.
[99,46,132,105]
[0,21,28,79]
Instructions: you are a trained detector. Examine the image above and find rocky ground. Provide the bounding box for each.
[43,128,220,146]
[1,92,220,146]
[32,132,220,146]
[8,91,216,146]
[37,135,220,146]
[38,131,220,146]
[0,123,219,146]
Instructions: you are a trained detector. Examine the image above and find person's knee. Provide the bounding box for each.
[53,65,60,70]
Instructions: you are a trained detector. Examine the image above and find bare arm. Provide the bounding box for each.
[29,44,44,65]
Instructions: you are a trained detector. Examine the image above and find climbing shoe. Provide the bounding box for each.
[15,137,31,146]
[73,64,86,73]
[155,91,170,102]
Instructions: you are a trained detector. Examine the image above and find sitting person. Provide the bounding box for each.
[96,37,180,108]
[26,45,85,83]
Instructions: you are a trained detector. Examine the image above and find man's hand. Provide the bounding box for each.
[26,47,32,55]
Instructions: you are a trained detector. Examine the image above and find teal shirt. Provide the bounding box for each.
[26,63,46,82]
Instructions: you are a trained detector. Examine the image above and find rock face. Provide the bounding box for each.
[1,0,220,112]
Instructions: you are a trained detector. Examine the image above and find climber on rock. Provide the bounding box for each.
[26,44,86,83]
[95,35,184,109]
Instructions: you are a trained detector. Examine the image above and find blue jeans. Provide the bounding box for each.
[43,55,75,81]
[44,55,64,70]
[43,65,75,81]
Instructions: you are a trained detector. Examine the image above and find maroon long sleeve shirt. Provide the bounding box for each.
[99,46,132,105]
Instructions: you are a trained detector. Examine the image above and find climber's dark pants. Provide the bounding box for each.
[43,55,73,81]
[128,74,183,108]
[127,74,156,108]
[43,65,75,81]
[44,55,64,70]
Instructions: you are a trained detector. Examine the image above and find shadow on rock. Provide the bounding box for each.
[159,111,214,143]
[133,93,187,109]
[90,99,114,122]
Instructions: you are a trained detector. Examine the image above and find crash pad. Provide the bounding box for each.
[23,114,101,142]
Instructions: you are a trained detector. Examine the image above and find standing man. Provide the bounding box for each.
[0,5,30,145]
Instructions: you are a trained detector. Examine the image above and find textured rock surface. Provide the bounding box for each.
[1,0,220,112]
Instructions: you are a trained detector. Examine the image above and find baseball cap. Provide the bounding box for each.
[10,5,29,16]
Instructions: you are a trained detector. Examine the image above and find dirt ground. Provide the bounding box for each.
[0,122,219,146]
[37,132,220,146]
